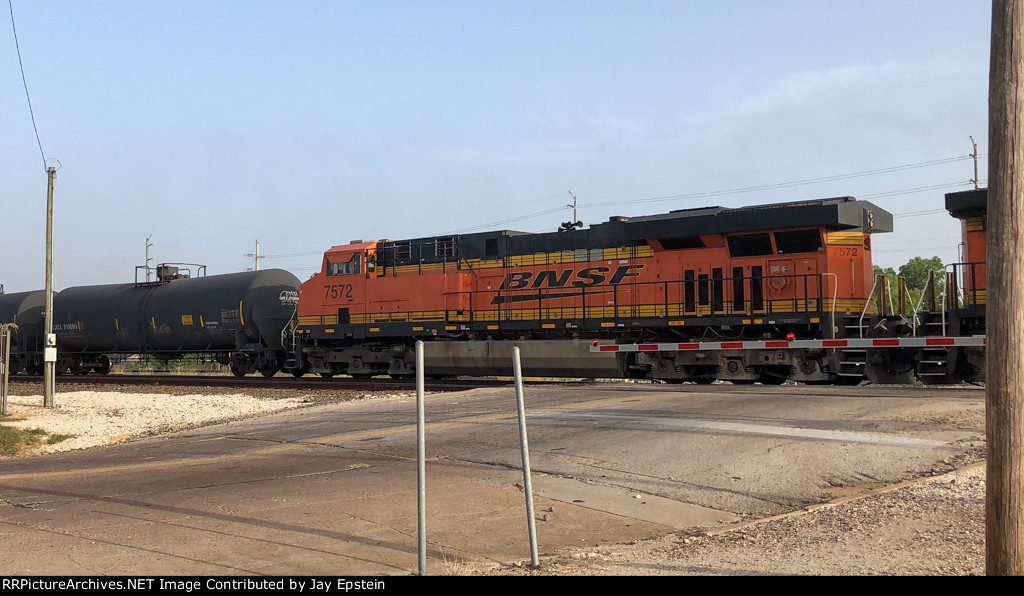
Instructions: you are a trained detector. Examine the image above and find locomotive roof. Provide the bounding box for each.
[368,196,892,265]
[381,196,892,249]
[592,196,892,239]
[945,188,987,219]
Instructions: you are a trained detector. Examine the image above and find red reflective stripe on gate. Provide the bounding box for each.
[872,339,900,347]
[764,341,789,348]
[677,343,701,350]
[822,340,848,347]
[598,345,620,352]
[638,344,659,351]
[925,338,956,346]
[720,342,744,349]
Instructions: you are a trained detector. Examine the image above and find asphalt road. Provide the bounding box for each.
[0,382,985,576]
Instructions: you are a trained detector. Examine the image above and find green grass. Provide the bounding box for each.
[0,417,74,455]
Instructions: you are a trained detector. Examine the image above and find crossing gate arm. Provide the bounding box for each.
[590,336,988,353]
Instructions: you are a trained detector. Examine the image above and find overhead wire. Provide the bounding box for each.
[586,156,971,208]
[8,0,46,170]
[253,155,982,260]
[441,155,974,235]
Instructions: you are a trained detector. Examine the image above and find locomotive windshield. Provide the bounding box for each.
[326,254,362,276]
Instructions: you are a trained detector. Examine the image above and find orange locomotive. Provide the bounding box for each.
[944,188,987,313]
[936,188,987,383]
[289,196,892,384]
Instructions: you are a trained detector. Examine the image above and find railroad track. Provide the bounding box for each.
[6,373,588,393]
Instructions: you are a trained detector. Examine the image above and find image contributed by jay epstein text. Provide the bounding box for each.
[1,578,388,592]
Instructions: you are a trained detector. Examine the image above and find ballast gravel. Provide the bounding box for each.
[1,382,402,456]
[1,391,308,455]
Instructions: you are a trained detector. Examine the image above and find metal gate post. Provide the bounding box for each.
[1,324,11,415]
[512,346,540,567]
[415,340,427,576]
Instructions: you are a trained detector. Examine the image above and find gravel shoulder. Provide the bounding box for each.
[1,381,988,576]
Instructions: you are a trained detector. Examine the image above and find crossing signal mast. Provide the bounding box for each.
[560,191,583,231]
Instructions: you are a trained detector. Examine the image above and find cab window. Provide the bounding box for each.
[326,253,362,276]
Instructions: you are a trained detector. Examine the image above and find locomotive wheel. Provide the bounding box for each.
[918,374,959,385]
[758,368,789,385]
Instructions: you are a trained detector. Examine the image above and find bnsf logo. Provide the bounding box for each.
[499,264,645,290]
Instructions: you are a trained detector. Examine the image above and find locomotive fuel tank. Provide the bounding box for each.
[0,290,46,374]
[53,269,300,361]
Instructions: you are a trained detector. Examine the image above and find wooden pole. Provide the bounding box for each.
[987,0,1024,575]
[43,166,56,408]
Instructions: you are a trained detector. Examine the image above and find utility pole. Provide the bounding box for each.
[971,135,981,189]
[145,235,154,282]
[987,0,1024,575]
[246,240,263,271]
[43,166,55,408]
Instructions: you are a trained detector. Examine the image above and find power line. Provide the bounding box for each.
[894,209,950,218]
[443,155,973,235]
[861,181,971,200]
[587,156,970,208]
[8,0,46,170]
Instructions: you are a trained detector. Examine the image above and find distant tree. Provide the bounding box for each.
[872,257,945,312]
[898,256,945,293]
[871,265,898,294]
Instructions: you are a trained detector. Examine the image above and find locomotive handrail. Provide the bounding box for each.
[910,269,944,336]
[821,272,838,339]
[858,276,881,338]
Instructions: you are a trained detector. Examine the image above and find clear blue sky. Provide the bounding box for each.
[1,1,990,292]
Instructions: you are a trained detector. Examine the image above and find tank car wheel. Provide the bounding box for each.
[319,372,335,378]
[259,360,280,378]
[229,362,247,377]
[351,373,372,379]
[54,357,71,376]
[92,358,112,376]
